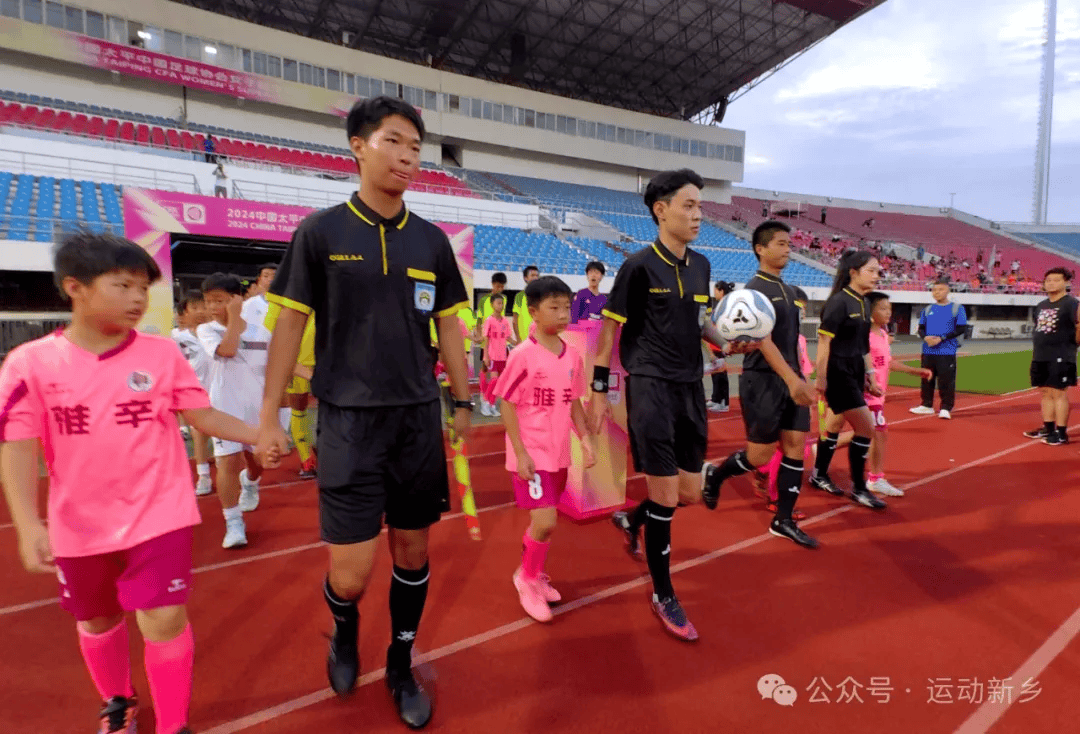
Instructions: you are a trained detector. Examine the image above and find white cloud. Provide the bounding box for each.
[720,0,1079,223]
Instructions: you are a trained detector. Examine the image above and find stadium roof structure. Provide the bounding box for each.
[173,0,886,120]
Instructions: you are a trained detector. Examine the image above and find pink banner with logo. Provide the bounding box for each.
[122,188,473,335]
[0,18,358,118]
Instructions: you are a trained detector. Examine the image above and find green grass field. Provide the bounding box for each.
[890,349,1032,395]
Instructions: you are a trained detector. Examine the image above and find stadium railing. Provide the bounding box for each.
[0,149,200,194]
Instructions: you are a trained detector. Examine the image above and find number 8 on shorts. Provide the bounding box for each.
[512,469,569,510]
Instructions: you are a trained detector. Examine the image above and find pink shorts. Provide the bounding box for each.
[869,405,888,432]
[511,469,568,509]
[488,360,507,375]
[55,526,195,621]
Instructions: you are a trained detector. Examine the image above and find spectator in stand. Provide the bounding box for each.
[821,206,827,224]
[214,164,228,198]
[862,217,875,229]
[204,135,216,164]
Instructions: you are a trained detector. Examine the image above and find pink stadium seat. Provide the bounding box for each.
[36,108,56,128]
[166,129,181,148]
[54,111,74,132]
[180,131,196,150]
[102,118,119,139]
[135,124,150,144]
[118,121,135,141]
[0,103,15,123]
[150,127,166,147]
[17,105,38,125]
[71,114,89,134]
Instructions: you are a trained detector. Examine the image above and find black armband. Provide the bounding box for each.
[591,365,610,393]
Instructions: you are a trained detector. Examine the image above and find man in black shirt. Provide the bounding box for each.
[256,97,472,729]
[1023,267,1080,445]
[589,169,741,642]
[699,221,818,548]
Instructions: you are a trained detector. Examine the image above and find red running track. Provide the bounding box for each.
[1,387,1078,734]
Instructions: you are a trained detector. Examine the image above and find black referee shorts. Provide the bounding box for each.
[316,399,450,545]
[1031,359,1078,389]
[739,370,810,445]
[625,375,707,477]
[825,357,868,415]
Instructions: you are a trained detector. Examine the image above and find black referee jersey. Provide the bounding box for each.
[602,240,712,383]
[743,270,802,375]
[818,287,871,360]
[268,193,469,408]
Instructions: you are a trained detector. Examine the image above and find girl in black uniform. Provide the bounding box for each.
[810,250,887,510]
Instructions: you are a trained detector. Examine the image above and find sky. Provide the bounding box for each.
[721,0,1080,224]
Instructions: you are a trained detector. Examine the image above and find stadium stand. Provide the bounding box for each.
[0,94,477,197]
[473,225,590,275]
[1023,231,1080,257]
[0,172,121,241]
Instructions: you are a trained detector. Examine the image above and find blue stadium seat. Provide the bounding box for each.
[6,174,35,241]
[473,225,587,275]
[1027,231,1080,256]
[33,176,56,241]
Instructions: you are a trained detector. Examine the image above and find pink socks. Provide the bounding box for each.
[521,532,550,580]
[144,622,194,734]
[77,619,134,701]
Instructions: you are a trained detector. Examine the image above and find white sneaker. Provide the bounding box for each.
[909,406,935,415]
[480,400,492,417]
[222,517,247,549]
[709,402,729,413]
[869,478,905,497]
[938,409,951,420]
[195,475,213,496]
[238,471,260,512]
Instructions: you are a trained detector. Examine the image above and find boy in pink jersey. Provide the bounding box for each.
[0,233,265,734]
[494,276,595,623]
[479,293,516,417]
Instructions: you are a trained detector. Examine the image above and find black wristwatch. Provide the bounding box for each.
[452,398,475,411]
[591,379,609,394]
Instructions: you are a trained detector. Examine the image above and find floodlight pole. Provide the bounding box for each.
[1032,0,1056,225]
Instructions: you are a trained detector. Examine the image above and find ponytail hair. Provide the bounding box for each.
[830,249,876,299]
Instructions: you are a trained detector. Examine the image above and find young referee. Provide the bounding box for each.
[699,221,818,548]
[1023,267,1079,445]
[589,169,742,641]
[256,97,472,730]
[810,250,887,510]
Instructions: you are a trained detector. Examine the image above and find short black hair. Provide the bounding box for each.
[867,291,890,308]
[201,272,246,297]
[53,231,161,301]
[346,96,425,142]
[714,280,734,296]
[491,272,507,285]
[751,220,791,261]
[932,277,951,287]
[643,168,705,224]
[176,289,204,314]
[525,275,574,309]
[490,293,505,305]
[1044,266,1074,281]
[586,261,606,276]
[792,286,809,307]
[257,262,278,273]
[523,265,540,278]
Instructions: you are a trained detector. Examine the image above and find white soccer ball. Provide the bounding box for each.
[712,289,776,342]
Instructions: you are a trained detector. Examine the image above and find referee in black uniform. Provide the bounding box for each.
[1023,267,1079,445]
[256,97,472,729]
[589,169,740,642]
[700,221,818,547]
[809,250,887,510]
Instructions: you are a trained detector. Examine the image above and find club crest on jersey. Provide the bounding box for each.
[414,283,435,313]
[127,371,153,392]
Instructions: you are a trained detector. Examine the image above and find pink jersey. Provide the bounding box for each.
[0,330,209,557]
[483,316,512,361]
[493,337,586,473]
[866,326,890,408]
[798,334,813,377]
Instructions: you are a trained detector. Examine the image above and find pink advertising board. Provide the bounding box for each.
[122,188,474,335]
[559,320,629,520]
